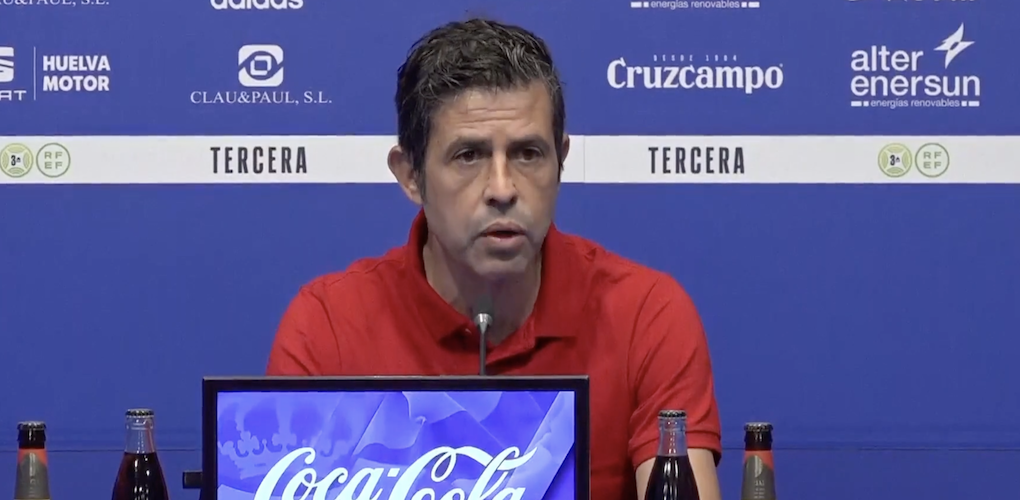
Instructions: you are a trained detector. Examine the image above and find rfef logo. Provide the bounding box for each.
[238,45,284,88]
[211,0,304,10]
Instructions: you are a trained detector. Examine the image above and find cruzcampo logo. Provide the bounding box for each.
[1,143,35,178]
[914,142,949,178]
[878,143,913,178]
[36,143,71,178]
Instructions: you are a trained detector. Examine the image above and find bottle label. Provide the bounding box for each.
[14,450,52,500]
[741,451,776,500]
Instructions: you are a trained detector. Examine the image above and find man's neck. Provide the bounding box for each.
[422,236,541,345]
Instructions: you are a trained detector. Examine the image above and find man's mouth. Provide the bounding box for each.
[485,230,521,239]
[481,223,526,241]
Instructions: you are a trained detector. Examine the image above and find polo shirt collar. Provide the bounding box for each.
[401,209,587,343]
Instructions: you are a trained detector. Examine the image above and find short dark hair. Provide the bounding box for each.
[394,18,566,178]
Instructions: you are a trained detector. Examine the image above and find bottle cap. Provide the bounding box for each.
[126,409,155,417]
[658,409,687,419]
[17,421,46,431]
[744,422,773,432]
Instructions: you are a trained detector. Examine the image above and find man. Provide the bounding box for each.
[266,18,723,500]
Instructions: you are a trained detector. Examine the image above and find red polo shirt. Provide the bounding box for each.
[267,210,722,500]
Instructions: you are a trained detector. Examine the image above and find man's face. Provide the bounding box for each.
[399,82,566,281]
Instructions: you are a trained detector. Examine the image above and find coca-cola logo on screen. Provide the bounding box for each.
[253,445,536,500]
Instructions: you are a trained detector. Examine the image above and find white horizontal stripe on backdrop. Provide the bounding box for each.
[0,135,1017,184]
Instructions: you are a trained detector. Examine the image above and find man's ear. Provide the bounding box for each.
[387,145,423,205]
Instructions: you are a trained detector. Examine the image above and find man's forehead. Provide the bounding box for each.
[430,83,553,139]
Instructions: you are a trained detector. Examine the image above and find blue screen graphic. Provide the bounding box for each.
[216,390,576,500]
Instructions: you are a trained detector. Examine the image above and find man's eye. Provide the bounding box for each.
[456,150,479,163]
[519,148,542,162]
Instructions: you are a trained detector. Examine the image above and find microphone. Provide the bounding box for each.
[471,295,494,376]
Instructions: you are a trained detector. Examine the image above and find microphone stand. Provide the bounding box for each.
[472,294,494,376]
[475,313,492,376]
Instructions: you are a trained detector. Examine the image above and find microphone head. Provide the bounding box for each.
[471,295,494,331]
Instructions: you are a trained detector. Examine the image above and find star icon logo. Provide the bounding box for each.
[934,23,974,69]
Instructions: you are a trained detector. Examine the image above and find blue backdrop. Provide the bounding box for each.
[2,1,1019,499]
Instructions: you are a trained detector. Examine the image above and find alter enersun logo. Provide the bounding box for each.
[253,445,538,500]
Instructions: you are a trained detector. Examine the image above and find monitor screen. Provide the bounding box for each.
[213,388,578,500]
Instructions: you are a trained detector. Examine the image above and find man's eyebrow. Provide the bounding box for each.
[442,134,553,157]
[443,137,491,158]
[509,134,552,152]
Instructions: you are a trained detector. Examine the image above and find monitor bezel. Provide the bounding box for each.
[202,375,591,500]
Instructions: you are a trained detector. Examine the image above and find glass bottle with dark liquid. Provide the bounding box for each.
[111,409,170,500]
[740,422,777,500]
[643,410,700,500]
[14,421,51,500]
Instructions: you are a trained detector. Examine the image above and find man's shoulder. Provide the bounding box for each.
[559,230,689,303]
[297,245,408,301]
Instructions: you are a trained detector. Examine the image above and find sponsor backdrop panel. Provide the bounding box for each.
[0,0,167,136]
[582,1,1018,135]
[2,1,1017,135]
[824,6,1018,135]
[578,0,803,136]
[0,0,591,136]
[1,1,1020,500]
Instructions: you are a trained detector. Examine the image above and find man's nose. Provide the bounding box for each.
[485,153,518,209]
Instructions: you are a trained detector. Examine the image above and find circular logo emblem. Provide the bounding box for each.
[37,143,71,178]
[0,143,35,178]
[878,143,913,178]
[915,143,949,178]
